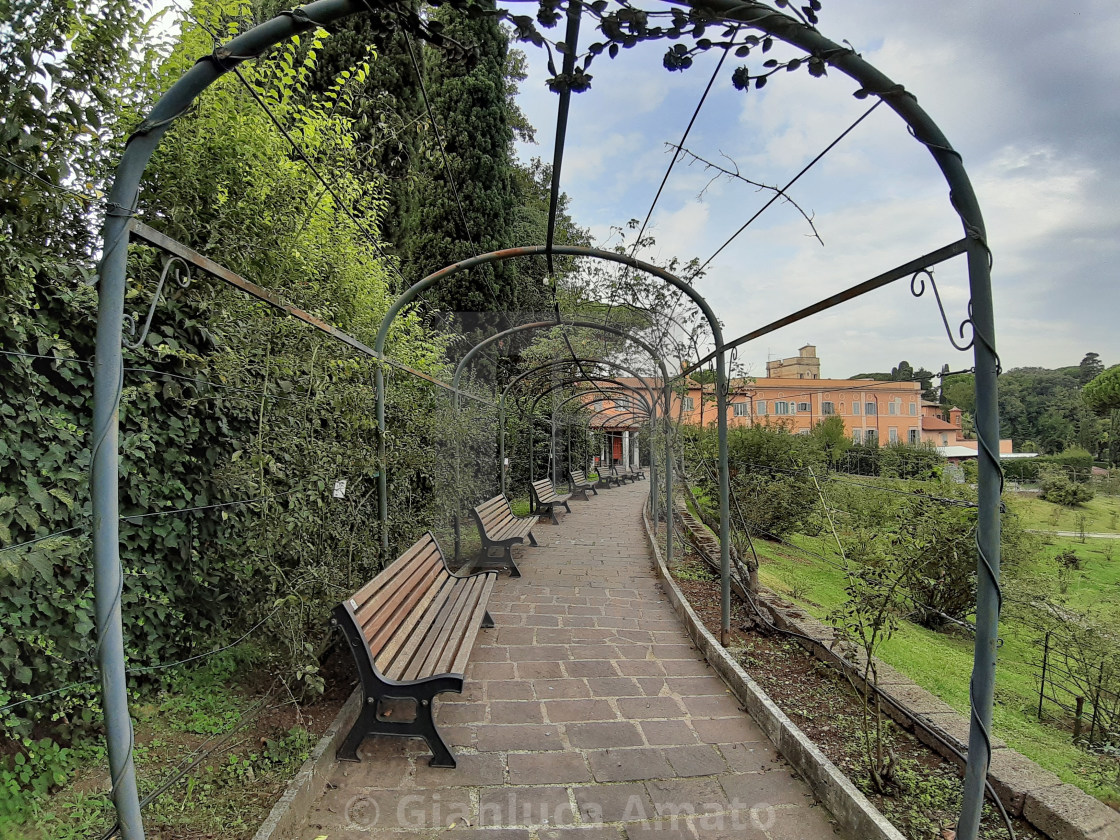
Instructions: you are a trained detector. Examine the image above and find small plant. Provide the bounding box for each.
[0,738,76,819]
[828,530,910,794]
[1056,548,1081,570]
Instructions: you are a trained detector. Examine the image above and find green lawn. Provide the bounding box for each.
[1009,490,1120,534]
[753,518,1120,806]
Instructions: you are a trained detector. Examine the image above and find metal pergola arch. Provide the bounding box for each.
[436,316,679,569]
[496,357,658,495]
[520,381,654,486]
[88,2,1003,836]
[523,377,655,483]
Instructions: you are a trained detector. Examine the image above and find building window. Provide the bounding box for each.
[941,434,948,446]
[756,401,767,416]
[681,397,694,411]
[866,429,878,445]
[909,402,917,416]
[865,402,877,416]
[798,429,810,436]
[788,402,797,415]
[852,402,860,416]
[888,400,897,415]
[909,428,919,444]
[733,402,749,417]
[774,401,790,415]
[853,429,862,443]
[821,401,835,415]
[592,401,601,412]
[616,397,629,411]
[797,402,811,413]
[889,427,898,444]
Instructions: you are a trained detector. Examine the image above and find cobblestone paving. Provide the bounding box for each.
[299,480,843,840]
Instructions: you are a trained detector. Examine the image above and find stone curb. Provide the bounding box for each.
[672,499,1120,840]
[642,506,906,840]
[251,687,360,840]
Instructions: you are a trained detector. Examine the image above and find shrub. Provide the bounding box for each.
[1039,469,1094,506]
[878,441,943,480]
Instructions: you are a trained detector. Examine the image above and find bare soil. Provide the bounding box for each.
[672,555,1045,840]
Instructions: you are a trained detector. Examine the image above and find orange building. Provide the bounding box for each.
[589,347,1017,451]
[671,376,923,445]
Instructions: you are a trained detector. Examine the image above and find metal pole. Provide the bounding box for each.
[1038,631,1050,719]
[665,382,673,569]
[93,202,145,840]
[91,5,367,838]
[377,366,387,556]
[499,397,506,497]
[716,349,732,646]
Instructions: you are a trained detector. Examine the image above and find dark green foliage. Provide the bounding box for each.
[404,4,521,314]
[0,261,254,737]
[998,365,1104,455]
[851,360,937,402]
[1003,450,1092,484]
[1079,352,1105,386]
[893,497,979,629]
[838,442,941,480]
[810,416,849,466]
[878,441,942,481]
[687,423,825,539]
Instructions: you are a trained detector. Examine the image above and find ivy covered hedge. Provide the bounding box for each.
[0,12,494,736]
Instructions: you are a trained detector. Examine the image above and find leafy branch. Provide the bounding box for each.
[669,143,824,245]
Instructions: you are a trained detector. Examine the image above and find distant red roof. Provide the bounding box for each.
[922,417,958,431]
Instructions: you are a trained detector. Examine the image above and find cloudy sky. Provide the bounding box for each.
[507,0,1120,379]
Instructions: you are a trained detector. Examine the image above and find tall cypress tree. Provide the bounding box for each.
[404,2,524,317]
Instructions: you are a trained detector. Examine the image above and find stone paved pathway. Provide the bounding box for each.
[298,480,842,840]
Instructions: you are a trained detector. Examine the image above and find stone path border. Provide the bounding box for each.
[643,506,905,840]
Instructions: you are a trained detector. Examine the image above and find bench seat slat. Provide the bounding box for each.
[450,574,496,675]
[429,575,489,677]
[399,575,480,681]
[359,551,444,647]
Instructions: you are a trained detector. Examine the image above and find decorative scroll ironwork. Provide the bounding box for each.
[123,255,191,350]
[910,268,974,352]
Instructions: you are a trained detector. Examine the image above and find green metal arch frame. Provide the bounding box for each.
[89,3,1001,835]
[497,357,657,496]
[432,317,674,564]
[519,380,654,495]
[399,254,731,648]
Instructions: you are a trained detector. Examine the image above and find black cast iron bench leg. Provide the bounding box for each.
[338,675,463,767]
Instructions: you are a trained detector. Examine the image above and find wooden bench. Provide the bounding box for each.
[619,464,646,481]
[596,465,621,489]
[470,494,537,577]
[331,532,496,768]
[529,478,572,525]
[568,468,598,501]
[610,464,635,484]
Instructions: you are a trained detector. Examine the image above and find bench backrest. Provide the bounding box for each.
[345,532,450,674]
[473,494,518,536]
[531,478,558,501]
[570,469,589,485]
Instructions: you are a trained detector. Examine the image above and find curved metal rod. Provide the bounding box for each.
[910,269,975,351]
[123,255,191,350]
[678,3,999,831]
[92,3,995,834]
[522,385,654,483]
[528,378,654,415]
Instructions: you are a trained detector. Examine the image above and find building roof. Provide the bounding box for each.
[922,416,958,431]
[937,446,979,459]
